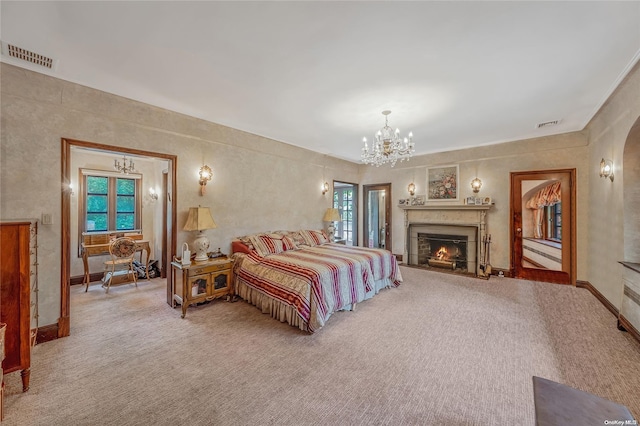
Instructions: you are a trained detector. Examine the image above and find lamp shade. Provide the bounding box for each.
[183,207,217,231]
[322,208,341,222]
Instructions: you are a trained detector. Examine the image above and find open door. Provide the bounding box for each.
[363,183,391,251]
[510,169,576,285]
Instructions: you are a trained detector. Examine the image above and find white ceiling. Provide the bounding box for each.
[2,1,639,163]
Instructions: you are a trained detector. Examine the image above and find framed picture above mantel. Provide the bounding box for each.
[427,165,459,201]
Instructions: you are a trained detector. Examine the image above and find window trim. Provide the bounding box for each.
[78,169,142,252]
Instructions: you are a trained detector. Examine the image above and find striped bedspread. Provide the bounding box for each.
[233,243,402,332]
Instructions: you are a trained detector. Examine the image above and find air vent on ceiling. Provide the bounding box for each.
[535,120,561,129]
[1,41,54,69]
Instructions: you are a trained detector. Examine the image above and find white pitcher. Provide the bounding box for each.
[181,242,191,266]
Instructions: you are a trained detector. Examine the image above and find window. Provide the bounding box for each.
[333,184,357,245]
[544,202,562,242]
[81,170,142,233]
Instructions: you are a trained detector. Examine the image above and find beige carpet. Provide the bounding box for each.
[3,266,640,425]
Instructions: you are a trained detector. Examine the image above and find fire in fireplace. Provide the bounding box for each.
[418,233,468,272]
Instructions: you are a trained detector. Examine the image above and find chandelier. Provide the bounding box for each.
[114,155,136,174]
[361,110,414,167]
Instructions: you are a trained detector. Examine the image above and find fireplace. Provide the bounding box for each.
[418,233,469,271]
[408,224,478,275]
[401,204,491,277]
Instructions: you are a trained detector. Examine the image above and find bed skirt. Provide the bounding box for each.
[234,275,394,332]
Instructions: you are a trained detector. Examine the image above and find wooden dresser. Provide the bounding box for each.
[0,222,32,392]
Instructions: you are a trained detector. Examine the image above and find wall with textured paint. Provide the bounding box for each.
[0,63,358,325]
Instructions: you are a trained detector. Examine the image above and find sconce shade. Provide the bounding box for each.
[599,158,614,181]
[183,207,217,231]
[323,208,341,222]
[149,187,159,200]
[199,165,213,195]
[471,177,482,193]
[407,182,416,196]
[322,181,330,194]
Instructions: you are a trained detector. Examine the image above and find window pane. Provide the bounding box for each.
[117,178,136,195]
[117,196,135,213]
[87,195,107,213]
[87,176,108,194]
[87,213,107,232]
[116,213,135,230]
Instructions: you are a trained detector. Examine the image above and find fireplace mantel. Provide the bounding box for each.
[399,204,492,211]
[401,204,493,276]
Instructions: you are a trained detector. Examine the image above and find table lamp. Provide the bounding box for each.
[322,208,341,242]
[183,207,217,262]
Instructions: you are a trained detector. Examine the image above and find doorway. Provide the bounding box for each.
[60,138,177,338]
[510,169,576,285]
[363,183,392,251]
[333,181,358,245]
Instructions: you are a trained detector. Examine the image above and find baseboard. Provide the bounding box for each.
[618,315,640,345]
[70,272,103,286]
[576,280,619,318]
[35,323,59,344]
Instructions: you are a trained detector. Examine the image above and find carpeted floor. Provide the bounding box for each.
[3,266,640,425]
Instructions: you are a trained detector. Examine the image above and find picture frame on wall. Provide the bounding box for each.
[427,165,459,201]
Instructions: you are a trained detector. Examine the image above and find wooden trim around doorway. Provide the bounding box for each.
[60,138,177,338]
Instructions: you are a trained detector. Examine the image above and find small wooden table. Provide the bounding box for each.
[81,240,151,291]
[171,257,234,318]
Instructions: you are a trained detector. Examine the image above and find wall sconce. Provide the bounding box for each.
[322,181,329,195]
[407,182,416,196]
[64,182,75,196]
[599,158,614,182]
[199,165,213,195]
[149,187,159,201]
[471,177,483,193]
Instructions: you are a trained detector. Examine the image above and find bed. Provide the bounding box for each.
[231,230,402,332]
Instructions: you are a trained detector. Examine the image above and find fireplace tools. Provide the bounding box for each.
[479,234,492,279]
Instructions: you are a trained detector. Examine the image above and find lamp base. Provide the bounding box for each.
[192,231,211,262]
[327,224,336,243]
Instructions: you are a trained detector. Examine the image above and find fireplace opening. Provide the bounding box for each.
[418,233,468,272]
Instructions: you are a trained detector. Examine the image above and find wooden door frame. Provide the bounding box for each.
[510,169,576,285]
[363,183,392,252]
[60,138,177,338]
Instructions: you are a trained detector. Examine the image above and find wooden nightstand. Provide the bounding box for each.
[171,257,234,318]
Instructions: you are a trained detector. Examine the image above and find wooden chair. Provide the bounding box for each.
[102,237,138,293]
